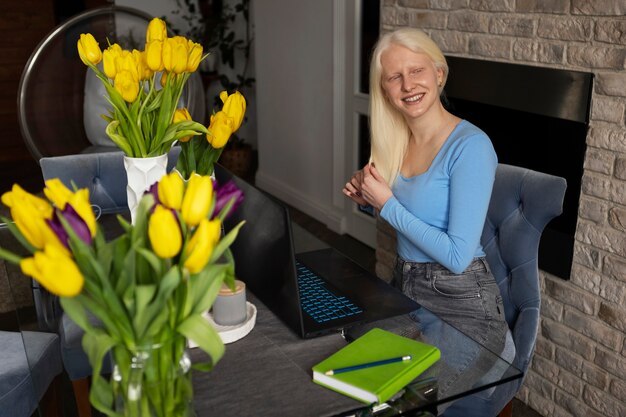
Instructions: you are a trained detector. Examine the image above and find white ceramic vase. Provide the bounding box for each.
[123,154,168,224]
[172,168,215,183]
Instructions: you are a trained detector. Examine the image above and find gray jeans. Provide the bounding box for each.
[392,257,510,405]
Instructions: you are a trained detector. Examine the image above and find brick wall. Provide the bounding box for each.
[376,1,626,416]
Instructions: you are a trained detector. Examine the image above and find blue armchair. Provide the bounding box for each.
[442,164,566,417]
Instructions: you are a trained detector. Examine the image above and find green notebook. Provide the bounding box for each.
[312,328,440,404]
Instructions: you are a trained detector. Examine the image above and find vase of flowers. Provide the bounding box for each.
[0,171,245,417]
[77,17,211,222]
[175,90,246,180]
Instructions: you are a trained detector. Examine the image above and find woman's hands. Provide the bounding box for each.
[343,167,368,205]
[342,163,393,210]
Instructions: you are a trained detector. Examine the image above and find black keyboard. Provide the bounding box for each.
[296,261,363,323]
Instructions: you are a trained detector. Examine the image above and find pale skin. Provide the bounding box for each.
[343,44,461,210]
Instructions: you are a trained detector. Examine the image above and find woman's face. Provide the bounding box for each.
[380,44,443,120]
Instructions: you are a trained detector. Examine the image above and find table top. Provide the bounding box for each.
[188,222,522,417]
[1,215,522,417]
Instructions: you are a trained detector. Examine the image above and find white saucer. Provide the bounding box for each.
[204,302,257,345]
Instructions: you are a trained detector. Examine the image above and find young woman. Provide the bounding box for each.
[343,28,514,412]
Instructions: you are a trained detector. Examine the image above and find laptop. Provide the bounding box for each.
[215,165,419,339]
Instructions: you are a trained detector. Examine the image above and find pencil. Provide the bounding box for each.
[324,355,412,376]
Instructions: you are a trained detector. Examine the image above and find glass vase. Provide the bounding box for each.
[111,337,194,417]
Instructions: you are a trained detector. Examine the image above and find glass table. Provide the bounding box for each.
[189,222,522,416]
[0,214,522,417]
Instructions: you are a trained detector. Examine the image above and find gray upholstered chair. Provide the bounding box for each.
[0,231,63,417]
[442,164,566,417]
[40,147,181,216]
[0,331,62,417]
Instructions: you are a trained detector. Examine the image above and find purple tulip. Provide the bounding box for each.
[46,204,93,248]
[213,180,244,219]
[46,215,69,248]
[147,182,161,204]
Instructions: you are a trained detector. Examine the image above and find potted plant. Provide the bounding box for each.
[169,0,257,181]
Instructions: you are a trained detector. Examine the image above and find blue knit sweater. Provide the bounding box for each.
[380,120,497,274]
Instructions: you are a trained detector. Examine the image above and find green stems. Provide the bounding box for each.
[112,337,192,417]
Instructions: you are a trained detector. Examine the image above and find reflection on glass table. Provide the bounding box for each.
[292,221,522,413]
[336,312,521,416]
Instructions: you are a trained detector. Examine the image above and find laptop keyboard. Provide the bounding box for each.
[296,261,363,323]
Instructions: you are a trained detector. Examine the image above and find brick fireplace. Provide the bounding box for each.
[376,1,626,416]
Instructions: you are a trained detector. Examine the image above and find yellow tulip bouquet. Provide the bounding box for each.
[0,173,245,417]
[174,90,247,180]
[77,17,209,157]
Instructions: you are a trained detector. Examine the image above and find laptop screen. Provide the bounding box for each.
[215,165,305,336]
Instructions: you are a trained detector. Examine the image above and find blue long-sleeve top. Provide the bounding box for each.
[380,120,497,274]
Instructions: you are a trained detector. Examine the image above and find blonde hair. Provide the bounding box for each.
[369,28,448,185]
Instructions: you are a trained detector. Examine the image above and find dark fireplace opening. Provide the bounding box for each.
[444,57,593,280]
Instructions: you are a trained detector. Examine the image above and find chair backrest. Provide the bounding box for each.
[39,147,181,215]
[0,330,62,417]
[481,164,566,373]
[18,5,206,161]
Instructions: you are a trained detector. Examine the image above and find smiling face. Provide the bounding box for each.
[380,44,444,121]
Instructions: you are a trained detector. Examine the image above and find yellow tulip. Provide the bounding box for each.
[187,41,203,72]
[103,43,122,79]
[148,205,182,259]
[145,40,164,72]
[133,49,152,81]
[77,33,102,66]
[219,90,247,131]
[43,179,73,209]
[146,18,167,43]
[181,174,213,226]
[67,189,97,238]
[184,218,221,273]
[158,171,184,210]
[43,180,96,238]
[207,111,234,149]
[20,245,84,297]
[115,50,140,81]
[160,71,170,88]
[12,203,67,252]
[2,184,52,216]
[163,36,188,74]
[2,185,66,251]
[114,70,140,103]
[173,108,193,142]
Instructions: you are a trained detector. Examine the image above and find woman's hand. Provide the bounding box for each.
[360,164,393,210]
[342,168,368,206]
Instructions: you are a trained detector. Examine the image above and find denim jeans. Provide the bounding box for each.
[392,257,511,411]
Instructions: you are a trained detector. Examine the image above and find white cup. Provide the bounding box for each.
[212,280,247,326]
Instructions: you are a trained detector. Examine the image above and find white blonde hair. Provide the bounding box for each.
[369,28,448,185]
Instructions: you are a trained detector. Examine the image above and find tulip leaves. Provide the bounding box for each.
[178,314,224,371]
